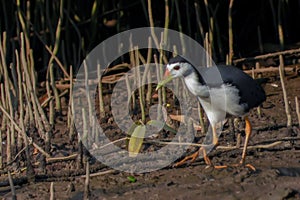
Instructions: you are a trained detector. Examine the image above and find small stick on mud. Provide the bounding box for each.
[217,141,283,150]
[80,169,116,178]
[8,171,16,200]
[46,154,78,164]
[50,182,55,200]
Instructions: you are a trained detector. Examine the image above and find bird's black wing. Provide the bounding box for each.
[218,65,266,111]
[201,65,266,112]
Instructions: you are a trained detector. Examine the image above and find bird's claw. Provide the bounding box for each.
[173,151,199,167]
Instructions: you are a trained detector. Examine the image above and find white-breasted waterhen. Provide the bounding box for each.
[156,56,266,169]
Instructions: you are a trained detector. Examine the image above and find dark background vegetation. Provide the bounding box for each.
[1,0,300,76]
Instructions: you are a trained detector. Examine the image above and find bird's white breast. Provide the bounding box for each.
[184,78,247,125]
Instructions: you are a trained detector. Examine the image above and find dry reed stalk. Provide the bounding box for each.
[158,33,167,105]
[154,54,163,121]
[47,0,64,113]
[174,0,186,55]
[204,33,212,67]
[295,96,300,127]
[194,2,204,42]
[209,17,215,58]
[16,48,29,152]
[198,102,206,135]
[147,0,160,51]
[147,0,168,64]
[146,37,153,104]
[0,34,15,161]
[254,62,262,117]
[277,0,284,50]
[20,33,50,134]
[8,171,16,200]
[0,84,7,131]
[67,66,73,123]
[129,49,136,109]
[84,160,90,200]
[16,0,30,54]
[22,83,34,126]
[135,48,145,122]
[163,0,170,44]
[83,60,93,125]
[203,0,210,23]
[125,74,132,110]
[0,130,2,168]
[29,49,36,94]
[97,63,105,116]
[228,0,234,65]
[46,64,55,126]
[82,107,88,149]
[279,55,291,127]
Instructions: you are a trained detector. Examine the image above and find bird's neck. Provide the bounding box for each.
[184,71,208,97]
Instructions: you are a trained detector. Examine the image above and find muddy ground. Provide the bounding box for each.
[1,66,300,200]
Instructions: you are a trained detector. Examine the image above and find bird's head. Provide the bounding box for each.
[156,56,194,90]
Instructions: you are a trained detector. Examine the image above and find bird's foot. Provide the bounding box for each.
[173,151,199,167]
[206,163,255,171]
[228,162,256,171]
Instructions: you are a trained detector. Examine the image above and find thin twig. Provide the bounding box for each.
[46,154,78,164]
[50,182,55,200]
[233,47,300,64]
[216,141,283,150]
[80,169,115,178]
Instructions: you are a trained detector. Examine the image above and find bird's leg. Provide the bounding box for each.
[240,116,251,164]
[210,125,228,169]
[239,116,256,170]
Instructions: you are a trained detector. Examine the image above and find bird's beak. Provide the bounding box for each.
[156,69,174,90]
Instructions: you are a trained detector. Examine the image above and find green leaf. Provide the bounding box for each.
[127,176,137,183]
[127,122,140,136]
[147,120,177,133]
[128,125,146,157]
[163,123,177,133]
[147,119,164,128]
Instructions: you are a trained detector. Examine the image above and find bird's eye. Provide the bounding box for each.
[173,65,180,70]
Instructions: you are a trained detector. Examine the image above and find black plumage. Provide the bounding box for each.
[169,56,266,113]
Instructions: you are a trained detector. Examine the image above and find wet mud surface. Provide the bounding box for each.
[1,69,300,200]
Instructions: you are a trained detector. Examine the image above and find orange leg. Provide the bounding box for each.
[228,116,255,170]
[239,116,256,171]
[240,116,252,164]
